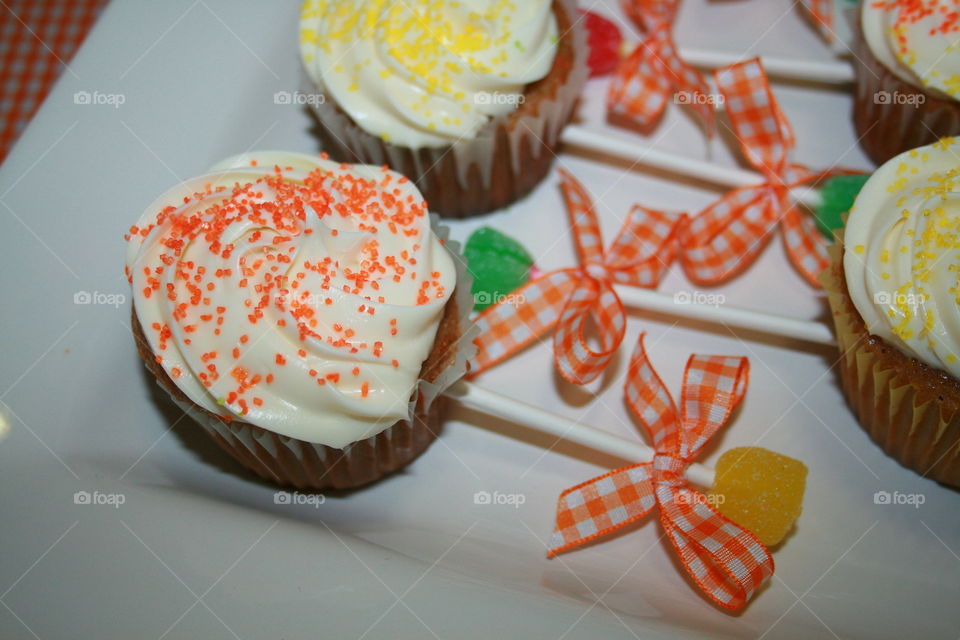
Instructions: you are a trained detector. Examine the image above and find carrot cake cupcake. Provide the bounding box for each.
[852,0,960,164]
[298,0,587,218]
[125,151,473,489]
[823,138,960,486]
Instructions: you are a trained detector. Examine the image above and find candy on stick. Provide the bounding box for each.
[561,125,869,232]
[468,160,851,382]
[450,379,808,548]
[543,335,805,609]
[583,7,853,88]
[462,227,837,347]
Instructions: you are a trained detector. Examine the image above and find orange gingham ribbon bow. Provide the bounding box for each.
[680,59,851,286]
[805,0,834,37]
[548,335,774,610]
[609,0,715,134]
[468,169,685,384]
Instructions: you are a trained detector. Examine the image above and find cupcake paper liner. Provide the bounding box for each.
[299,0,588,218]
[851,17,960,165]
[822,238,960,487]
[140,215,479,490]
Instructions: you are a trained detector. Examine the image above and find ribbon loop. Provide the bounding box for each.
[548,334,773,610]
[714,59,793,176]
[678,354,749,459]
[609,0,715,133]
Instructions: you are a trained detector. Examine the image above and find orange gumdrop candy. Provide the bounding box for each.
[708,447,807,547]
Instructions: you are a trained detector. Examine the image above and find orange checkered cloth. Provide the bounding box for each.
[548,335,774,610]
[0,0,106,162]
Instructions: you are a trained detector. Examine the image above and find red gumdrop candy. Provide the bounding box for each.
[579,9,624,77]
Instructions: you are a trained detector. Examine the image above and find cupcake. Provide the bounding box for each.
[125,151,474,489]
[298,0,587,219]
[852,0,960,164]
[822,138,960,487]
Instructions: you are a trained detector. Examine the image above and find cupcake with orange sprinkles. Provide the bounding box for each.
[125,151,475,489]
[822,138,960,486]
[298,0,587,218]
[853,0,960,164]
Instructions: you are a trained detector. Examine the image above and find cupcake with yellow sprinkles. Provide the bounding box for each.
[125,151,475,489]
[298,0,587,218]
[823,138,960,486]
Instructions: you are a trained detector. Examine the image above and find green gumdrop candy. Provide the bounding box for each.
[464,227,535,311]
[814,174,871,237]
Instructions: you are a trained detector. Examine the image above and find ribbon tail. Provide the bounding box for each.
[781,203,829,287]
[680,186,778,285]
[548,463,655,557]
[658,487,774,610]
[467,270,578,377]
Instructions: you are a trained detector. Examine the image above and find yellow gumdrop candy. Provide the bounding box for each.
[708,447,807,547]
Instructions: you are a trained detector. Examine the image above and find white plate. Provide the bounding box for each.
[1,1,958,638]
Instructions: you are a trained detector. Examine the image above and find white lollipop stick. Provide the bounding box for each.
[679,48,854,84]
[561,125,823,209]
[615,286,835,346]
[446,379,716,487]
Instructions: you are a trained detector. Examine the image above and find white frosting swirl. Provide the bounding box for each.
[861,0,960,100]
[844,138,960,377]
[299,0,558,148]
[126,152,456,447]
